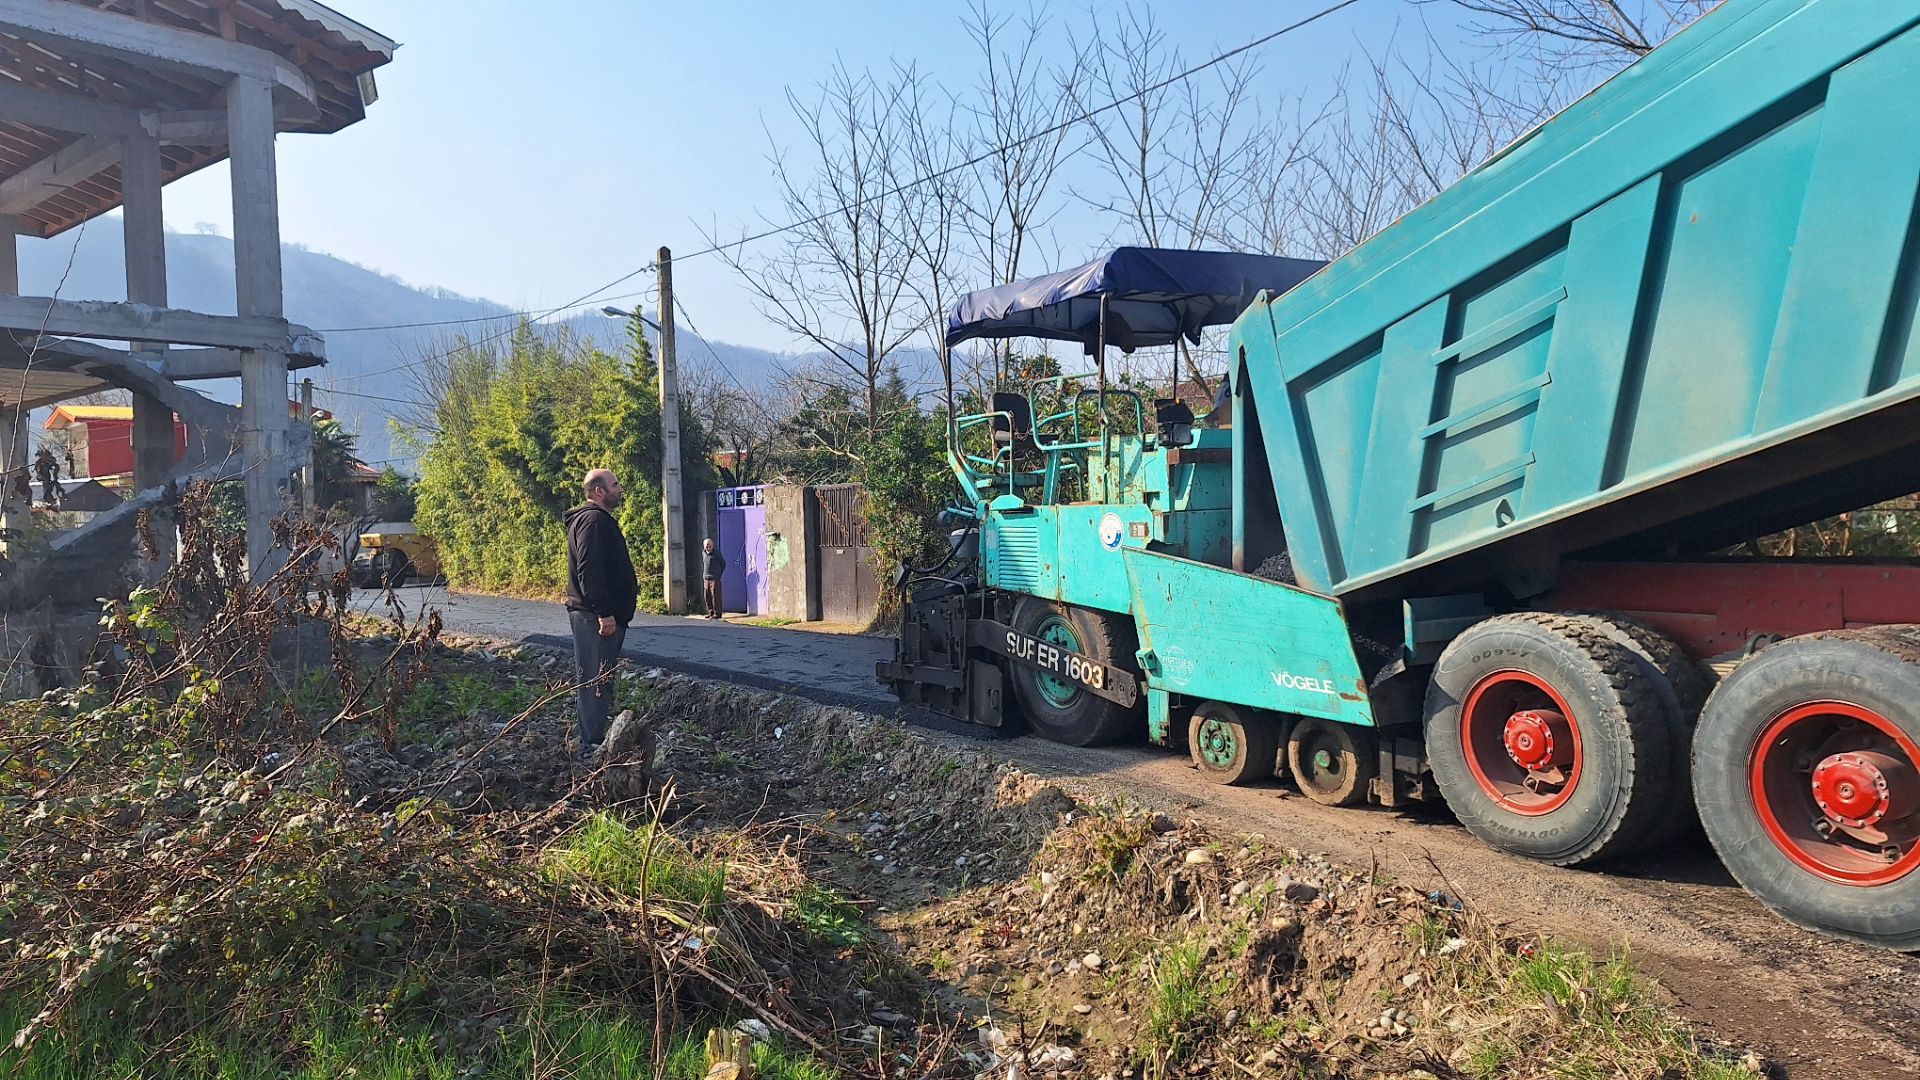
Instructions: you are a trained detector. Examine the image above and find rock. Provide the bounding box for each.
[1073,1003,1093,1015]
[1032,1045,1077,1066]
[1402,972,1422,989]
[732,1018,772,1042]
[869,1010,908,1026]
[1082,951,1104,971]
[1224,1008,1238,1027]
[1040,871,1057,887]
[1147,813,1178,833]
[1229,880,1252,897]
[1282,879,1320,904]
[1184,848,1214,864]
[1046,960,1065,975]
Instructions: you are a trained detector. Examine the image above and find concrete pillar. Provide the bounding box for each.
[226,76,287,576]
[0,214,21,552]
[0,213,17,295]
[0,410,25,553]
[124,131,174,570]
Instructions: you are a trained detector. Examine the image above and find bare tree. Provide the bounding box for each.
[893,62,967,411]
[1064,7,1274,388]
[1445,0,1712,62]
[681,365,783,488]
[950,1,1092,397]
[1285,33,1537,261]
[709,60,934,443]
[960,3,1088,290]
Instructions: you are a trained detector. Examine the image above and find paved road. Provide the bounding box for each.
[357,584,1920,1079]
[354,585,895,711]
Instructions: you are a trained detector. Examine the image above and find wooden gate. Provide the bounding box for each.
[814,484,877,624]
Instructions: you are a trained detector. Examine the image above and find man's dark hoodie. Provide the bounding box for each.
[564,503,638,625]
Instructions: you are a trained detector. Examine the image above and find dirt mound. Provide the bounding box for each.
[317,638,1755,1078]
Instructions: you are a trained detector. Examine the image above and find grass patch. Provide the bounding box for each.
[1453,937,1752,1079]
[543,812,726,918]
[792,885,865,946]
[743,616,799,627]
[0,993,835,1080]
[1087,814,1154,884]
[1143,939,1223,1063]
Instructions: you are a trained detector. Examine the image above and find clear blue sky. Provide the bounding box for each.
[153,0,1465,354]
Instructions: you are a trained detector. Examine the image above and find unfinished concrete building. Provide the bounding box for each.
[0,0,393,598]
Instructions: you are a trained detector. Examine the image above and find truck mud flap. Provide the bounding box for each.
[970,618,1140,708]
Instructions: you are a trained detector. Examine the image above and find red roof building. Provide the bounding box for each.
[45,401,330,483]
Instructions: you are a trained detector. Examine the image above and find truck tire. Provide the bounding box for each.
[1573,612,1710,846]
[377,550,412,589]
[1286,717,1375,806]
[1424,613,1676,867]
[1188,700,1281,785]
[1692,628,1920,950]
[1007,597,1142,746]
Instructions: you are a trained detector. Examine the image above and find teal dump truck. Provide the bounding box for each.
[879,0,1920,949]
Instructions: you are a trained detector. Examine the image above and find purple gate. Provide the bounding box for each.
[714,486,769,615]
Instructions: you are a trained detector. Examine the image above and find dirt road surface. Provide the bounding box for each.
[361,586,1920,1078]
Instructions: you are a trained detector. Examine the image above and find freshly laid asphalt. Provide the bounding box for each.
[352,584,898,714]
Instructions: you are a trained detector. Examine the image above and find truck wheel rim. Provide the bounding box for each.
[1460,670,1583,816]
[1195,715,1241,769]
[1749,701,1920,886]
[1033,615,1081,708]
[1293,721,1350,798]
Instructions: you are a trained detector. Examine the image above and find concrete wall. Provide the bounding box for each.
[762,484,819,622]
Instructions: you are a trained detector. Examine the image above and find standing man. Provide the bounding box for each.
[702,537,727,619]
[565,469,637,758]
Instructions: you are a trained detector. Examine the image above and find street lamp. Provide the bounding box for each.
[602,305,662,332]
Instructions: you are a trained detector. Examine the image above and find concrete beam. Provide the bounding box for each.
[0,79,143,135]
[158,345,301,379]
[0,134,120,216]
[151,109,229,146]
[0,0,317,106]
[0,295,324,359]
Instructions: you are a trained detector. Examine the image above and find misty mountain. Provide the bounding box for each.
[17,219,796,467]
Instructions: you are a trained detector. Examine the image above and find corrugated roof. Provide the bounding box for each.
[0,1,395,238]
[46,404,134,427]
[46,399,327,428]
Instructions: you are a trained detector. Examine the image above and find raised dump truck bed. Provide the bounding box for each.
[1236,0,1920,603]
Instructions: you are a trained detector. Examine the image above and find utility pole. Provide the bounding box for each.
[657,247,688,614]
[300,377,315,515]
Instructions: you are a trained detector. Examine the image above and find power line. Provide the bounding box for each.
[322,0,1358,353]
[311,385,437,410]
[669,293,750,395]
[315,286,656,334]
[314,0,1359,382]
[675,0,1362,265]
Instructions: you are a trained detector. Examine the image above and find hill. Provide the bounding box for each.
[17,220,793,467]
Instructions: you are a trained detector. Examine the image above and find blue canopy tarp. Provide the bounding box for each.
[945,246,1324,352]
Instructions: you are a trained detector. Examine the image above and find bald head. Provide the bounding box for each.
[584,469,624,509]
